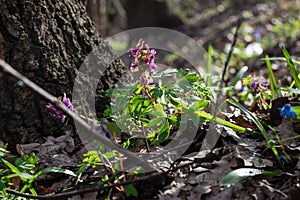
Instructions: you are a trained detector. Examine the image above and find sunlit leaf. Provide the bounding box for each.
[35,167,76,179]
[151,103,166,117]
[265,55,280,98]
[17,172,34,180]
[230,66,248,87]
[146,117,163,127]
[282,47,300,89]
[189,99,208,112]
[221,168,279,186]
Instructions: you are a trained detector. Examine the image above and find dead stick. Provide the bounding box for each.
[0,59,157,172]
[221,18,243,85]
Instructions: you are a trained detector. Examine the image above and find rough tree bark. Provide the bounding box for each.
[125,0,182,29]
[83,0,107,35]
[0,0,125,149]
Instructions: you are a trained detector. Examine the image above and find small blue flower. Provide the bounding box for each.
[253,26,262,41]
[101,124,114,140]
[237,85,245,93]
[279,151,288,166]
[280,103,297,119]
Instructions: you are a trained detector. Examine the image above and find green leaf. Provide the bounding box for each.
[265,55,280,98]
[206,44,213,86]
[158,120,170,142]
[230,66,248,88]
[169,97,181,110]
[75,163,90,185]
[151,103,166,117]
[140,118,150,123]
[281,87,300,94]
[282,47,300,89]
[1,158,20,174]
[122,138,131,149]
[185,73,198,83]
[222,168,280,186]
[222,168,262,186]
[146,117,163,127]
[177,68,190,77]
[129,96,144,113]
[34,167,76,179]
[0,147,8,157]
[123,184,138,197]
[189,99,208,112]
[28,184,38,196]
[17,172,34,180]
[140,100,152,116]
[227,99,281,165]
[129,96,152,118]
[0,182,5,190]
[261,171,280,176]
[169,115,180,127]
[150,86,163,99]
[178,75,197,90]
[104,152,116,159]
[134,85,143,95]
[261,57,300,66]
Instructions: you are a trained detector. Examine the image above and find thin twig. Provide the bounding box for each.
[5,158,203,199]
[0,59,157,173]
[221,18,243,85]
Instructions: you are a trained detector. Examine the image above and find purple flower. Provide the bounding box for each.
[249,75,269,93]
[280,103,297,119]
[46,103,65,123]
[62,93,75,112]
[128,39,144,67]
[128,39,157,85]
[144,44,156,64]
[46,93,76,123]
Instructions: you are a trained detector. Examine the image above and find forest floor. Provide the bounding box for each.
[2,1,300,200]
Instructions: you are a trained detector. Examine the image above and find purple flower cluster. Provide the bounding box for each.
[128,39,157,85]
[62,93,75,112]
[249,76,270,93]
[46,103,66,123]
[46,93,75,123]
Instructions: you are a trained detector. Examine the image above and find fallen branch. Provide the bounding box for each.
[0,59,157,173]
[4,158,204,199]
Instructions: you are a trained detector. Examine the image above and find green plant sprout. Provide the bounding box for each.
[76,149,139,198]
[42,39,300,198]
[104,39,265,151]
[0,145,76,198]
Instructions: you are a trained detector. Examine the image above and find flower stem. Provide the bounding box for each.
[144,86,155,105]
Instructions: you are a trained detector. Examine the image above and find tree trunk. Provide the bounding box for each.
[0,0,125,149]
[125,0,182,29]
[84,0,107,35]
